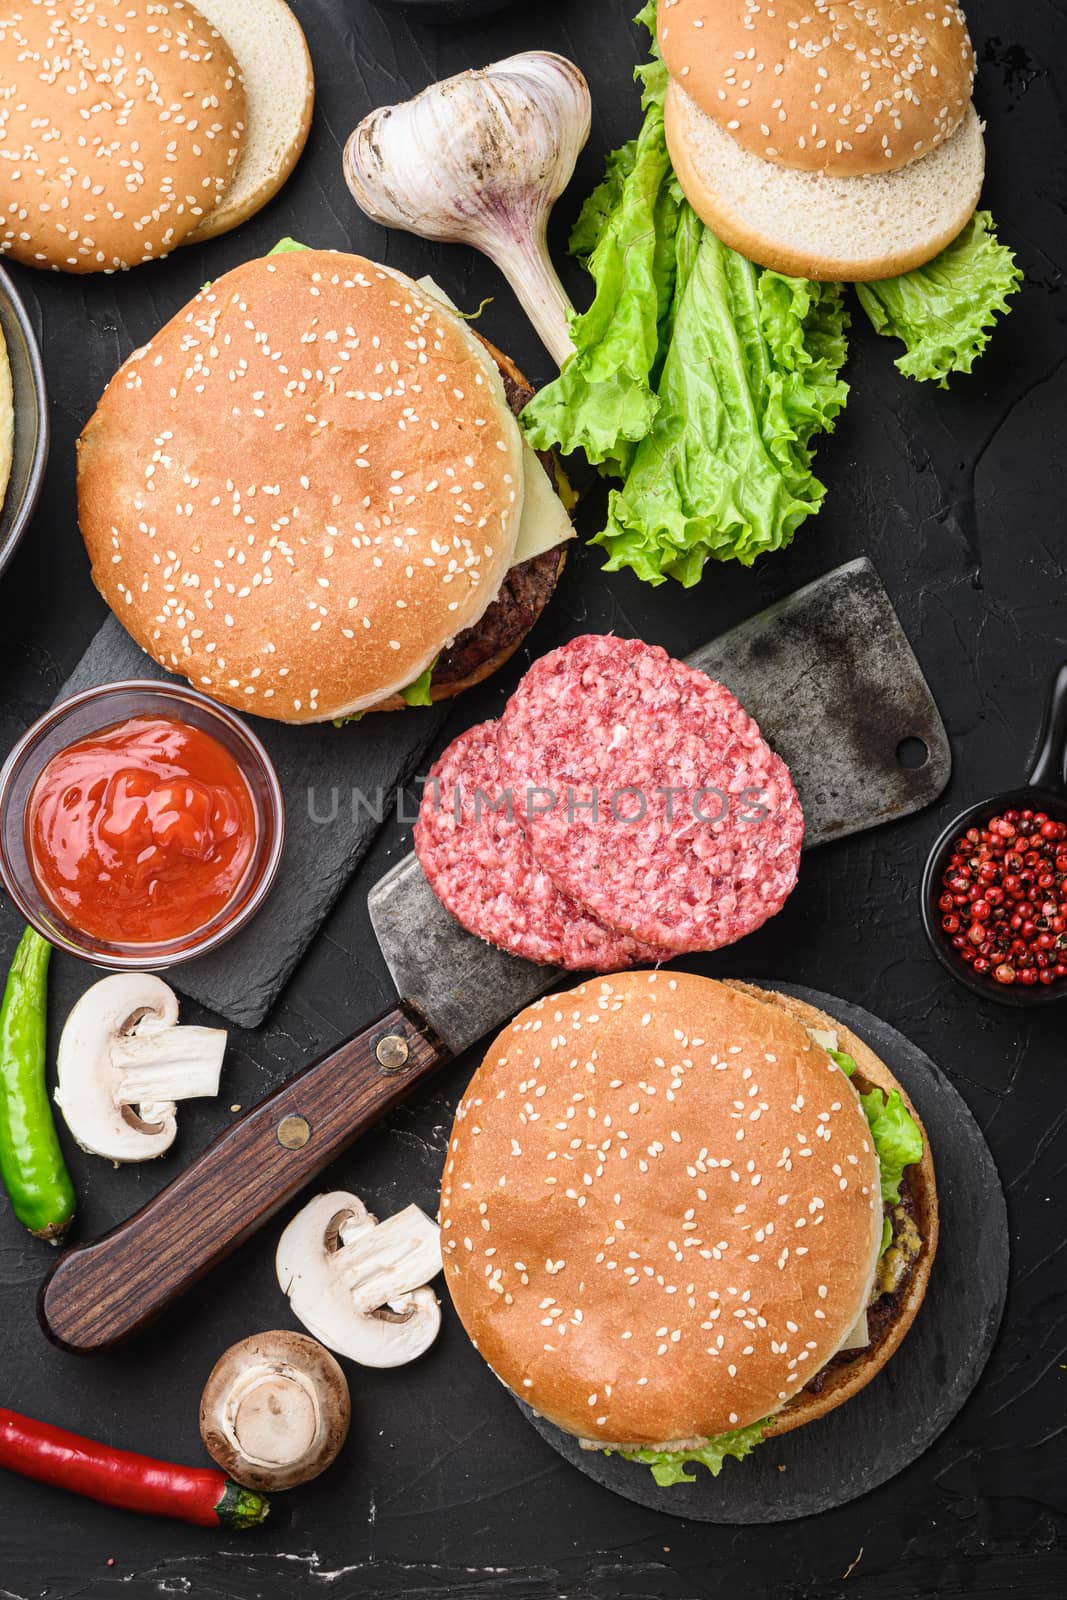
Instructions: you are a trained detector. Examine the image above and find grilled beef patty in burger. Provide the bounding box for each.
[440,972,935,1484]
[77,249,571,722]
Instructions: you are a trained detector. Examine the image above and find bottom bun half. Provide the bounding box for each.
[665,82,985,282]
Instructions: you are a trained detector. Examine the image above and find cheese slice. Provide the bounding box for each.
[513,440,575,565]
[415,276,573,570]
[807,1025,840,1053]
[838,1309,870,1351]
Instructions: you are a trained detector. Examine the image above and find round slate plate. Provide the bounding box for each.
[516,984,1009,1523]
[0,263,49,582]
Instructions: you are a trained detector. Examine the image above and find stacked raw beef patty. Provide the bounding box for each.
[414,636,804,970]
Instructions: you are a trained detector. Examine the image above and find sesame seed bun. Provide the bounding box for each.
[720,983,938,1439]
[76,249,528,723]
[368,338,567,713]
[182,0,314,245]
[440,972,889,1446]
[665,79,984,280]
[657,1,975,179]
[0,0,247,273]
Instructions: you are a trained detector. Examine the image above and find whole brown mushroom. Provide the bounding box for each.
[199,1330,350,1491]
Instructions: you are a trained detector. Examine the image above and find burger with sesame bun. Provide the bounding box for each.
[659,0,986,282]
[0,0,314,273]
[76,244,573,723]
[522,2,1021,589]
[440,972,935,1486]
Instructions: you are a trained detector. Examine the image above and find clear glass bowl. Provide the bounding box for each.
[0,680,285,969]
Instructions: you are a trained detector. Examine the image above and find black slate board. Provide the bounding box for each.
[58,618,448,1026]
[518,985,1009,1523]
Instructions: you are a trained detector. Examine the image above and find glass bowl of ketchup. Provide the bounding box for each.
[0,681,285,969]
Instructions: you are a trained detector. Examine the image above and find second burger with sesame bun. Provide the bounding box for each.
[77,245,572,722]
[659,0,986,281]
[440,972,935,1486]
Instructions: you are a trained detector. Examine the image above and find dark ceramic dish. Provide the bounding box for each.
[0,264,49,581]
[921,664,1067,1008]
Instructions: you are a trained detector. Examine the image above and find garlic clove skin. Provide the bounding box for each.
[344,52,590,367]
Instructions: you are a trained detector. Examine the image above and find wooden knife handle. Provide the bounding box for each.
[39,1003,446,1354]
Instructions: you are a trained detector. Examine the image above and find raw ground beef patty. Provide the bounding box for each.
[414,720,670,971]
[495,635,804,953]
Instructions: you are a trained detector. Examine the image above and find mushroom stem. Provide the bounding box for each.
[111,1027,227,1107]
[335,1204,444,1316]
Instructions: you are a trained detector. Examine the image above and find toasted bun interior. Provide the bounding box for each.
[184,0,314,244]
[658,0,975,179]
[77,250,527,722]
[0,0,247,272]
[665,81,984,281]
[441,972,884,1445]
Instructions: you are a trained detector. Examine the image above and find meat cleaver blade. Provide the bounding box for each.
[369,556,950,1056]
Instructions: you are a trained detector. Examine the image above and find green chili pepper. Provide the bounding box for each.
[0,928,75,1241]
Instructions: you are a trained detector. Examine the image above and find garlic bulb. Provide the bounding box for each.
[343,52,590,368]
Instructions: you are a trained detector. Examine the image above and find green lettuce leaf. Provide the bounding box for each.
[401,660,437,707]
[521,63,676,473]
[855,211,1022,386]
[522,6,848,584]
[268,237,311,256]
[858,1086,925,1207]
[827,1050,923,1208]
[569,141,638,264]
[592,228,849,585]
[616,1418,768,1487]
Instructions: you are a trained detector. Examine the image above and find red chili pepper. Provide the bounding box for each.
[0,1409,269,1529]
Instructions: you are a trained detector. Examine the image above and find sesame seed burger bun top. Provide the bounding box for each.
[657,1,975,179]
[77,249,528,723]
[720,981,938,1440]
[0,0,247,273]
[441,972,885,1446]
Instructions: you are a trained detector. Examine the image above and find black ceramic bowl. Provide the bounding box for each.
[0,264,49,581]
[370,0,519,20]
[921,664,1067,1008]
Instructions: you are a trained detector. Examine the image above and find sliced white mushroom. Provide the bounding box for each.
[55,973,226,1163]
[276,1190,443,1368]
[200,1330,350,1491]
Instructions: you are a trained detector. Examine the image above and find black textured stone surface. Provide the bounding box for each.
[0,2,1063,1597]
[519,985,1009,1523]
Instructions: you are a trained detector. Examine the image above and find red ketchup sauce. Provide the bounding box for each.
[26,716,257,945]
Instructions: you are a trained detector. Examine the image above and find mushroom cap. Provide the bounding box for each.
[55,973,181,1161]
[199,1329,350,1491]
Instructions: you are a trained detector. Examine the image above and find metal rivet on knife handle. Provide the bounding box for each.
[277,1115,311,1149]
[375,1033,410,1072]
